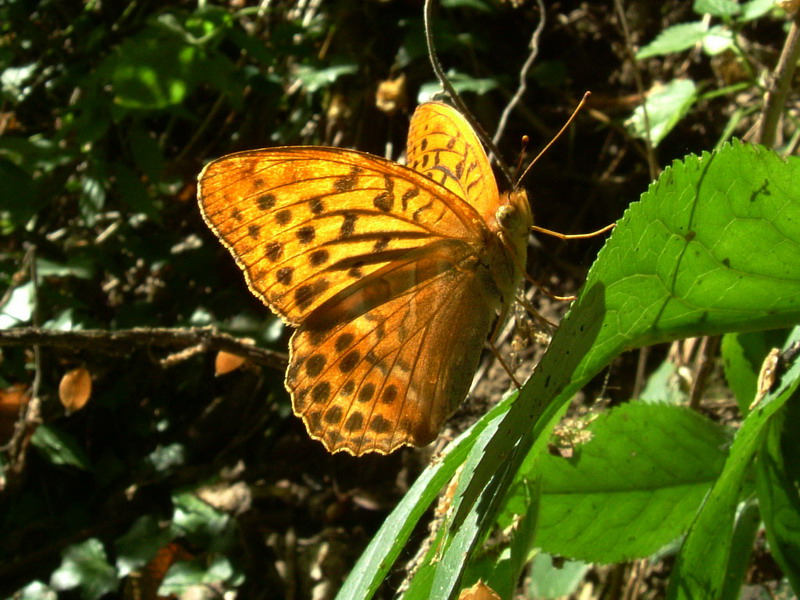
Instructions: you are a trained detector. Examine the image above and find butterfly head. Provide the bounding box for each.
[491,188,533,295]
[496,188,533,245]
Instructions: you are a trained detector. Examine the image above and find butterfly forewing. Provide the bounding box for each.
[198,148,487,326]
[406,101,501,226]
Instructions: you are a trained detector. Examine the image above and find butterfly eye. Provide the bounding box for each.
[496,203,519,231]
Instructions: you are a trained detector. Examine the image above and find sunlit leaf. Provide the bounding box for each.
[636,22,707,59]
[59,366,92,414]
[214,351,247,375]
[694,0,741,18]
[0,281,34,328]
[626,79,697,146]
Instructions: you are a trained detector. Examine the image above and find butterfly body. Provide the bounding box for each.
[198,102,531,455]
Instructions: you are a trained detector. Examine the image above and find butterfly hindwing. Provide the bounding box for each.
[287,238,501,454]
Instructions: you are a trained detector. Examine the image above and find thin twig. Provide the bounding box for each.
[0,326,288,371]
[493,0,546,149]
[422,0,514,185]
[757,8,800,147]
[2,247,42,492]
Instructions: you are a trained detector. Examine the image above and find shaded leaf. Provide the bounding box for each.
[755,392,800,590]
[115,515,177,578]
[528,553,589,599]
[159,555,235,595]
[50,538,118,600]
[32,424,93,470]
[667,327,800,599]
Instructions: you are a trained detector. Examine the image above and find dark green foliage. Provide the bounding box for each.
[1,1,797,599]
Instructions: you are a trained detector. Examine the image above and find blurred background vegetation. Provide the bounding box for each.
[0,0,794,598]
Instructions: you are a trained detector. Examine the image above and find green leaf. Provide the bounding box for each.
[172,490,233,550]
[31,424,93,470]
[50,538,118,600]
[294,63,357,93]
[528,553,589,599]
[418,71,499,102]
[440,0,494,12]
[571,141,800,353]
[701,25,735,55]
[428,394,525,598]
[37,257,95,280]
[127,126,165,181]
[755,391,800,590]
[79,174,106,222]
[14,581,57,600]
[1,63,37,102]
[0,281,35,328]
[626,79,698,146]
[113,162,162,223]
[639,359,688,404]
[667,326,800,599]
[115,515,177,577]
[741,0,777,21]
[0,157,38,231]
[148,443,186,473]
[99,25,200,109]
[636,22,708,59]
[694,0,742,18]
[721,330,790,413]
[335,396,514,599]
[406,141,800,598]
[159,555,236,595]
[721,498,760,598]
[535,403,729,563]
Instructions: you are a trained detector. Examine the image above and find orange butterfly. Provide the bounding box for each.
[198,102,532,455]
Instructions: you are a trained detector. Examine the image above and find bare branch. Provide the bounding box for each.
[757,8,800,148]
[0,327,288,371]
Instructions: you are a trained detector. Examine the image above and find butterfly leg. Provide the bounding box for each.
[487,340,522,389]
[515,293,558,330]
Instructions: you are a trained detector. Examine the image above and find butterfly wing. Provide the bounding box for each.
[406,101,502,226]
[198,147,489,326]
[288,239,501,455]
[198,147,505,454]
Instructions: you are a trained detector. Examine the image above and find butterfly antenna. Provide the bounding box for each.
[515,91,591,189]
[523,272,576,302]
[512,135,530,184]
[423,0,514,186]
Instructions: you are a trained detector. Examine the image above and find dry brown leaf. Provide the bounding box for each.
[59,366,92,413]
[375,73,407,115]
[458,580,502,600]
[122,541,191,600]
[214,351,247,376]
[0,383,28,442]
